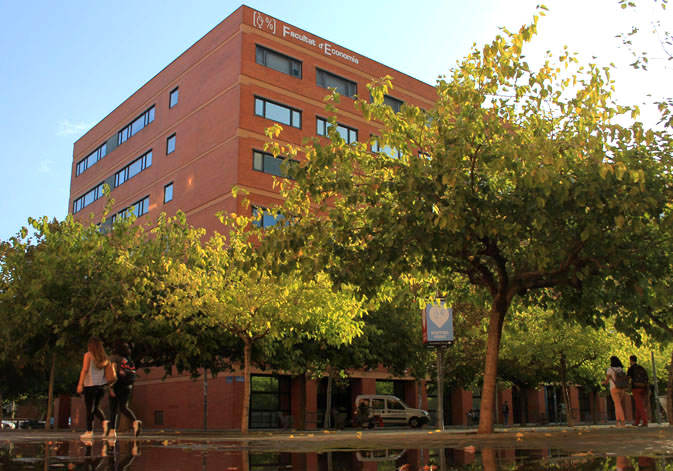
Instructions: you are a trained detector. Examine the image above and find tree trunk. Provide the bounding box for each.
[324,366,333,429]
[481,448,497,471]
[478,300,507,433]
[559,353,573,426]
[0,392,3,423]
[241,340,252,434]
[46,353,56,430]
[667,349,673,425]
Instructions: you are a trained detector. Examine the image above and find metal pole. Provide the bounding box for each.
[436,347,444,431]
[651,351,661,424]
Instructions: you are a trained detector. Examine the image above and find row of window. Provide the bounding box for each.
[256,44,404,111]
[111,195,151,223]
[316,117,357,144]
[254,97,395,153]
[255,45,358,99]
[115,150,152,187]
[77,86,180,178]
[74,131,179,214]
[118,106,155,146]
[76,143,107,176]
[90,181,173,227]
[72,182,106,214]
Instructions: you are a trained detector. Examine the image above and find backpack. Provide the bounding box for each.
[612,368,629,389]
[630,364,649,388]
[117,357,136,386]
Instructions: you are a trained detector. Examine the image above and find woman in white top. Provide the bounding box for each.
[602,355,626,427]
[76,337,111,439]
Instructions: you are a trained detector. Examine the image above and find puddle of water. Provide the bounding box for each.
[1,441,672,471]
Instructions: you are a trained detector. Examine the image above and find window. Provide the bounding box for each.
[316,69,357,98]
[112,196,150,223]
[252,206,281,228]
[73,182,105,213]
[166,134,176,154]
[388,399,405,410]
[254,97,301,128]
[114,150,152,187]
[383,95,403,113]
[372,138,402,159]
[76,143,107,176]
[164,182,173,203]
[118,106,155,145]
[316,117,357,143]
[169,87,179,108]
[249,375,290,429]
[371,398,385,411]
[256,45,301,78]
[252,150,296,178]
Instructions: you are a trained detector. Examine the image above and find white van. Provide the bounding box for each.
[355,394,430,428]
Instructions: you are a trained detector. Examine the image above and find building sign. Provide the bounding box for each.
[252,10,360,65]
[422,301,454,345]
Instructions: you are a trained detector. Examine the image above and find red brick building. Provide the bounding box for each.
[67,6,620,431]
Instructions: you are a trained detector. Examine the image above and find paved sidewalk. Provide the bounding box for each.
[1,424,672,454]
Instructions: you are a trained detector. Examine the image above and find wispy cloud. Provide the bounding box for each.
[57,120,94,137]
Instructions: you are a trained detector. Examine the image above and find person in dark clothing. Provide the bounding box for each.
[107,341,142,438]
[502,401,510,425]
[627,354,649,427]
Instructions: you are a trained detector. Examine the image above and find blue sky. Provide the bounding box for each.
[0,0,669,241]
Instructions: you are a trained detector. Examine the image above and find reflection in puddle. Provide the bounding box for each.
[1,441,672,470]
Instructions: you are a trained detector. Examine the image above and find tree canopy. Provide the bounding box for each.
[271,11,673,432]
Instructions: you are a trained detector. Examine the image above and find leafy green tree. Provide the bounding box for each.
[272,11,672,432]
[154,210,367,433]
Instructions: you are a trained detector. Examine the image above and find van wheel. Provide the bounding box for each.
[409,417,422,428]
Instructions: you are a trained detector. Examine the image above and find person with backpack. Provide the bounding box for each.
[107,341,141,438]
[627,354,650,427]
[603,356,627,427]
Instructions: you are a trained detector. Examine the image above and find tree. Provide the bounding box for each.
[154,210,367,433]
[273,11,672,432]
[0,215,121,427]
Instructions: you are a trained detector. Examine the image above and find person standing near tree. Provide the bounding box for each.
[76,337,111,439]
[107,340,142,438]
[603,356,628,427]
[627,355,650,427]
[502,401,509,425]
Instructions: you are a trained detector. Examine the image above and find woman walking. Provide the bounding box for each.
[603,356,627,427]
[76,337,111,439]
[108,340,142,438]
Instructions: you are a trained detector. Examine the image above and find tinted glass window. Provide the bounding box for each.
[265,101,291,125]
[169,88,179,108]
[164,183,173,203]
[316,69,356,98]
[255,97,301,128]
[167,134,176,154]
[256,45,302,78]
